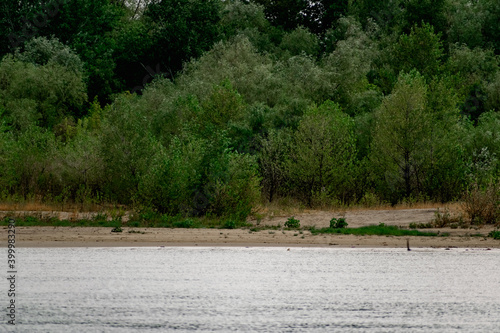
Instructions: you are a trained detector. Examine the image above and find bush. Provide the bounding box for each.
[173,219,195,228]
[330,217,348,229]
[432,208,463,228]
[488,230,500,239]
[111,226,122,233]
[222,220,237,229]
[209,152,261,221]
[409,222,433,229]
[462,183,500,225]
[284,216,300,228]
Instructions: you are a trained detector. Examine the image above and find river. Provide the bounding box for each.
[2,247,499,332]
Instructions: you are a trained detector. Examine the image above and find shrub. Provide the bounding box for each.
[432,208,463,228]
[330,217,348,229]
[222,220,237,229]
[488,230,500,239]
[284,216,300,228]
[173,219,195,228]
[462,183,500,225]
[209,152,262,221]
[409,222,433,229]
[111,226,122,233]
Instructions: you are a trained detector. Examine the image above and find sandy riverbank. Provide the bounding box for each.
[1,208,499,248]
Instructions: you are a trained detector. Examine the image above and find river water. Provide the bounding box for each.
[2,247,500,332]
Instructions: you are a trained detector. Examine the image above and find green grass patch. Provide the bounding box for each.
[310,224,439,237]
[488,230,500,240]
[1,214,252,230]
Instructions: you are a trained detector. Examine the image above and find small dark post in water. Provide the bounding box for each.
[407,238,411,251]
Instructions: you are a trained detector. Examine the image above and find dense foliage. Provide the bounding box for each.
[1,0,500,220]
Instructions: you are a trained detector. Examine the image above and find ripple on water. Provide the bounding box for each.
[2,247,499,332]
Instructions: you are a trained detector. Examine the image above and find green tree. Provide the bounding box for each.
[220,0,286,56]
[137,135,206,215]
[14,36,84,74]
[466,112,500,186]
[322,16,380,114]
[288,101,356,206]
[424,76,468,201]
[0,109,17,197]
[0,55,87,130]
[112,16,155,94]
[99,93,157,202]
[279,26,320,58]
[8,126,58,199]
[370,71,430,200]
[251,0,308,31]
[447,0,485,49]
[144,0,223,77]
[252,0,348,34]
[481,0,500,55]
[485,72,500,113]
[349,0,403,32]
[58,125,104,203]
[393,23,444,80]
[445,44,499,123]
[36,0,125,101]
[0,0,44,56]
[401,0,448,36]
[258,128,291,202]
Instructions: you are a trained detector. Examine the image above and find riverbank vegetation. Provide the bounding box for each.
[1,1,500,224]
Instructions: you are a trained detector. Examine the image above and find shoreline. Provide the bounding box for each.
[2,208,499,249]
[4,226,499,249]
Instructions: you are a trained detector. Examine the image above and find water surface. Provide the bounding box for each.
[2,247,500,332]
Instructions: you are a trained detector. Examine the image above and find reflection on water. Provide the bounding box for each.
[2,247,500,332]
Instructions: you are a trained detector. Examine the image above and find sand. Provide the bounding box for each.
[1,208,499,248]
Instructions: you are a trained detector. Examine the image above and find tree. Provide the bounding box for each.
[288,101,356,206]
[447,0,500,55]
[423,76,468,201]
[250,0,308,31]
[258,128,291,202]
[27,0,125,101]
[14,36,84,76]
[349,0,403,32]
[482,0,500,55]
[144,0,223,78]
[370,71,430,200]
[7,125,58,199]
[0,0,44,56]
[466,111,500,186]
[445,44,499,123]
[252,0,348,34]
[0,55,87,130]
[446,0,485,49]
[279,26,320,58]
[98,93,157,202]
[322,16,380,114]
[393,23,444,80]
[401,0,448,36]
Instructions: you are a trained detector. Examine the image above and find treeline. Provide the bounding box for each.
[1,0,500,220]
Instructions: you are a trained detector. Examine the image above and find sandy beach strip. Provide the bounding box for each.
[1,208,498,248]
[2,226,498,248]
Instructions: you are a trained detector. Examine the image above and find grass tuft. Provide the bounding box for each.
[310,224,439,237]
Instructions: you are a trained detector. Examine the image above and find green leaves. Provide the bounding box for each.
[0,55,87,129]
[288,101,356,205]
[371,71,430,199]
[144,0,223,76]
[393,23,444,80]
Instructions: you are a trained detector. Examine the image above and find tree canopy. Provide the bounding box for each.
[1,0,500,216]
